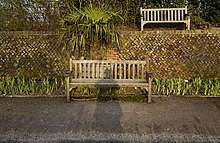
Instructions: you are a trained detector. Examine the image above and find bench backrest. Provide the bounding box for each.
[141,6,188,22]
[70,59,149,81]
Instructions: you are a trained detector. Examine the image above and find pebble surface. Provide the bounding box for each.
[0,97,220,142]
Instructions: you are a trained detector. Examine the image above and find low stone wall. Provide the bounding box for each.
[118,30,220,79]
[0,31,68,77]
[0,30,219,79]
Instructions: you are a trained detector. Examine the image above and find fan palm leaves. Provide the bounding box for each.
[59,2,123,59]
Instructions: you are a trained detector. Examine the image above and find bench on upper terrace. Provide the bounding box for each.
[65,59,153,103]
[140,6,190,31]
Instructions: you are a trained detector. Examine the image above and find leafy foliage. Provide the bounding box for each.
[0,0,59,31]
[0,76,219,97]
[0,76,66,95]
[59,2,122,59]
[143,0,185,8]
[200,0,220,27]
[190,15,211,29]
[0,0,219,31]
[154,78,220,96]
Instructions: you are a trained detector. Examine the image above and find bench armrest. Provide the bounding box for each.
[185,13,189,18]
[64,71,72,78]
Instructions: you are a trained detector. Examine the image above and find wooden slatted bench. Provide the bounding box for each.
[140,6,190,31]
[65,59,153,103]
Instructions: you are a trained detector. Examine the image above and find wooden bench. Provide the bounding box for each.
[65,59,153,103]
[140,6,190,31]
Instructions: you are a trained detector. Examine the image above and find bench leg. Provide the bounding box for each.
[148,77,152,103]
[67,89,70,103]
[185,18,190,30]
[141,22,144,31]
[187,17,190,30]
[66,77,70,103]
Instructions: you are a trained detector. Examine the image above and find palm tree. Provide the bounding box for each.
[59,2,123,59]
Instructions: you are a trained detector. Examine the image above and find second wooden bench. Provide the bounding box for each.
[140,6,190,31]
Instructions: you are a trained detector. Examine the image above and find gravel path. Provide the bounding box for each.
[0,97,220,142]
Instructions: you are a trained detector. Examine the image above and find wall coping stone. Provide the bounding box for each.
[0,29,220,36]
[0,31,56,35]
[119,29,220,35]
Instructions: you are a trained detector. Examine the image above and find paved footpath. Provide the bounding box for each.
[0,97,220,142]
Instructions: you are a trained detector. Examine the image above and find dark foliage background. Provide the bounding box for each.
[0,0,219,31]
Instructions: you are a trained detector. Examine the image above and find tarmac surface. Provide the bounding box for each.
[0,97,220,142]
